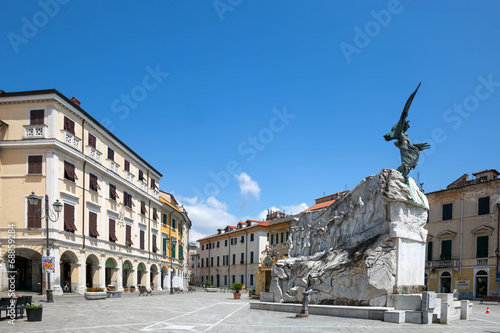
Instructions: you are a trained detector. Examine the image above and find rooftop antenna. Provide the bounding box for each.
[417,172,424,191]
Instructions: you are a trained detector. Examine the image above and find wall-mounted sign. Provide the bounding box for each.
[456,280,470,289]
[430,274,437,279]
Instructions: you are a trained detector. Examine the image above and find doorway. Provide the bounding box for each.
[440,271,451,293]
[476,270,488,298]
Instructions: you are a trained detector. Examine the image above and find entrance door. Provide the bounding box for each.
[440,272,451,293]
[15,257,32,291]
[476,270,488,298]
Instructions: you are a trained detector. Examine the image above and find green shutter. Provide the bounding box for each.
[179,244,184,260]
[477,236,489,258]
[172,243,176,258]
[441,240,452,259]
[426,242,433,261]
[163,238,167,255]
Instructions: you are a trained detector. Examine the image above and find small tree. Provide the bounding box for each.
[231,283,243,293]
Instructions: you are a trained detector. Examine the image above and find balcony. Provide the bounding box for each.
[476,258,489,266]
[23,124,47,139]
[139,180,147,192]
[61,130,81,150]
[87,146,103,164]
[125,171,135,183]
[108,160,120,174]
[425,259,459,269]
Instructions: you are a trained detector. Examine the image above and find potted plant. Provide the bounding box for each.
[84,287,107,300]
[107,285,116,291]
[26,304,43,322]
[124,286,129,293]
[204,281,217,292]
[248,289,255,297]
[129,285,136,293]
[231,283,243,299]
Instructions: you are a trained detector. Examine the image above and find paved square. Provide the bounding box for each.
[1,289,500,332]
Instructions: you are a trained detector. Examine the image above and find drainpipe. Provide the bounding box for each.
[244,229,248,289]
[460,188,464,275]
[148,199,151,261]
[227,234,231,287]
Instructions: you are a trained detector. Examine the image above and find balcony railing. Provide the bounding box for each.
[87,146,103,164]
[61,130,81,150]
[23,124,47,139]
[125,171,135,183]
[425,259,459,269]
[140,180,147,192]
[476,258,489,266]
[108,160,120,174]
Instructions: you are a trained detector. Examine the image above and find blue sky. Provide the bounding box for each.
[2,1,500,241]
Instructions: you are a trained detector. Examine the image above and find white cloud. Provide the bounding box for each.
[235,172,261,200]
[178,195,239,242]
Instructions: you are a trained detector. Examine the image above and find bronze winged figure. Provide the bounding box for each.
[383,83,430,183]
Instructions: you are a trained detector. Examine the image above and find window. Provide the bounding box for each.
[426,242,433,261]
[225,239,228,247]
[162,213,168,225]
[153,208,159,220]
[478,197,490,215]
[442,203,453,221]
[140,201,147,215]
[88,133,96,148]
[240,235,244,243]
[240,253,244,264]
[124,160,130,172]
[205,258,208,267]
[270,234,274,245]
[89,212,99,238]
[138,169,144,181]
[172,218,176,229]
[172,240,176,258]
[250,251,254,264]
[232,275,235,284]
[211,257,214,266]
[217,241,220,248]
[240,275,244,283]
[250,233,254,242]
[126,224,133,246]
[63,116,75,135]
[109,184,119,201]
[477,236,489,258]
[109,218,117,242]
[441,240,452,260]
[250,274,254,286]
[217,256,220,266]
[107,147,115,161]
[152,234,159,253]
[28,155,42,174]
[27,197,41,228]
[64,161,77,182]
[89,173,100,192]
[232,254,236,265]
[286,231,289,242]
[151,178,158,190]
[123,192,134,208]
[162,237,167,256]
[201,259,204,267]
[140,230,145,250]
[281,232,284,243]
[30,109,44,125]
[201,244,204,251]
[267,233,269,241]
[63,203,77,233]
[224,275,228,286]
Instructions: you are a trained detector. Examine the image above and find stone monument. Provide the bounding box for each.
[269,85,430,307]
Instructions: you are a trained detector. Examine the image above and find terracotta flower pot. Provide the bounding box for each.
[233,292,241,300]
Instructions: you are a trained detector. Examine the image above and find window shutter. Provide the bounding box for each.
[477,236,489,258]
[89,212,99,237]
[109,218,118,242]
[427,241,433,261]
[441,240,452,259]
[64,116,75,134]
[153,208,159,220]
[153,234,159,253]
[30,109,44,125]
[141,201,147,214]
[107,147,114,161]
[163,237,167,255]
[478,197,490,215]
[64,203,76,232]
[124,160,130,172]
[109,184,119,200]
[64,161,78,180]
[139,170,144,181]
[27,198,42,228]
[126,225,133,245]
[88,133,96,148]
[28,155,42,174]
[89,173,101,191]
[140,230,145,250]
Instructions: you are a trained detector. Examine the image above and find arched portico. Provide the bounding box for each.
[85,254,100,289]
[3,248,42,292]
[150,264,158,290]
[59,250,79,294]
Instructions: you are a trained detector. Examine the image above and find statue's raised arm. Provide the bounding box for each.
[383,83,430,183]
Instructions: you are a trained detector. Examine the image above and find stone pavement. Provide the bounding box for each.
[1,288,500,332]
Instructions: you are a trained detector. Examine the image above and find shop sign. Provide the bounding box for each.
[430,274,437,279]
[456,280,470,289]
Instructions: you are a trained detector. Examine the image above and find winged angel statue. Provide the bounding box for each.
[383,83,430,182]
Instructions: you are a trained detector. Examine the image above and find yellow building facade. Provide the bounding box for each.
[0,89,189,294]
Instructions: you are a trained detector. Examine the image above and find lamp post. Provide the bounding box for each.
[169,238,177,294]
[27,192,63,303]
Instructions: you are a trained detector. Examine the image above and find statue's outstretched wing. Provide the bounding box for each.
[394,82,421,137]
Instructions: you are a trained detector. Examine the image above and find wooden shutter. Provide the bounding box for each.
[477,236,489,258]
[89,173,101,191]
[141,201,147,215]
[89,212,99,237]
[124,160,130,172]
[30,109,44,125]
[140,230,145,250]
[64,116,75,134]
[138,170,144,181]
[153,208,159,220]
[64,203,76,232]
[163,237,167,255]
[109,219,118,241]
[441,240,452,259]
[478,197,490,215]
[152,234,158,253]
[427,241,433,261]
[27,198,42,228]
[64,161,78,180]
[126,225,133,245]
[109,184,119,200]
[28,155,42,174]
[88,133,96,148]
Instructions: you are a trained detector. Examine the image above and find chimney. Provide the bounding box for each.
[70,96,81,107]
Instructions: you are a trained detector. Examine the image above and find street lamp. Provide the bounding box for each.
[169,237,177,294]
[28,192,63,302]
